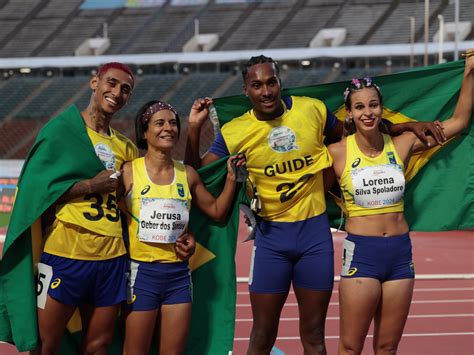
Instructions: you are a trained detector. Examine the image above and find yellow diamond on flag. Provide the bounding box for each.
[67,309,82,333]
[189,242,216,272]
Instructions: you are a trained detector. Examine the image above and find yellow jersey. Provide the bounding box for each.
[125,158,192,263]
[44,126,138,260]
[221,96,333,222]
[340,134,405,217]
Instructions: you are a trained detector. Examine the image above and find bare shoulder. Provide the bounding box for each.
[122,161,133,181]
[392,132,417,162]
[185,164,200,187]
[392,131,417,150]
[185,163,198,175]
[328,137,347,158]
[122,160,132,172]
[121,160,134,194]
[392,131,417,145]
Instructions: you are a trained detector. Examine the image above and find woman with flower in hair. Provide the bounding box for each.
[120,99,244,355]
[328,52,474,355]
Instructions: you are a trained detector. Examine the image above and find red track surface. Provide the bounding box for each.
[234,226,474,354]
[1,224,473,354]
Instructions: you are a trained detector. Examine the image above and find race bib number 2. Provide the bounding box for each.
[36,263,53,310]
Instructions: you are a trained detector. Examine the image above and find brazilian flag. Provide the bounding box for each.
[213,59,473,232]
[0,105,106,351]
[0,104,246,354]
[0,60,472,354]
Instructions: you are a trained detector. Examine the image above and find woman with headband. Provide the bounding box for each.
[328,51,473,355]
[120,99,245,355]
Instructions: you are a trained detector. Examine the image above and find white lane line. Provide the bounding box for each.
[235,314,474,322]
[414,287,474,292]
[234,332,474,341]
[411,299,474,304]
[236,287,474,296]
[238,274,474,283]
[236,299,474,307]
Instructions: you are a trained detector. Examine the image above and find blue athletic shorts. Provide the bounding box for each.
[39,252,127,307]
[341,233,415,282]
[124,260,192,311]
[249,212,334,293]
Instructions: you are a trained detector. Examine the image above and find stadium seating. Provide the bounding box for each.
[0,0,472,159]
[1,0,472,57]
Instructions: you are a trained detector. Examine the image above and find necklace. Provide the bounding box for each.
[355,135,383,158]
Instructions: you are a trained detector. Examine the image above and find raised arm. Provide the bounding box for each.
[409,51,473,152]
[184,97,221,169]
[186,154,244,222]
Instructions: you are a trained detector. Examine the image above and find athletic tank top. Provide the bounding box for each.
[125,158,192,263]
[340,134,405,217]
[55,127,137,237]
[221,96,333,222]
[44,127,137,260]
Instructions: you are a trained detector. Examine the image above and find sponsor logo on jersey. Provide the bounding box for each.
[141,185,151,195]
[268,126,298,153]
[127,294,137,304]
[347,267,358,276]
[177,183,185,198]
[352,158,361,168]
[409,261,415,275]
[50,278,61,289]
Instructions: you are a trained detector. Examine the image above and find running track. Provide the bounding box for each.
[233,226,474,354]
[1,224,473,354]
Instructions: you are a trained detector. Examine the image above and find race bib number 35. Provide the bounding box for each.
[36,263,53,310]
[139,198,189,243]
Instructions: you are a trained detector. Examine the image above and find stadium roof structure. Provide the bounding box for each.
[1,41,474,69]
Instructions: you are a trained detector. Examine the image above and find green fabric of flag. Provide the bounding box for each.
[0,104,246,354]
[185,157,246,354]
[1,60,472,354]
[0,105,105,351]
[213,60,473,231]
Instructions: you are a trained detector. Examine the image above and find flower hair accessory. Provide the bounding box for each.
[351,78,361,88]
[343,87,351,102]
[343,77,382,103]
[364,77,381,93]
[142,101,178,124]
